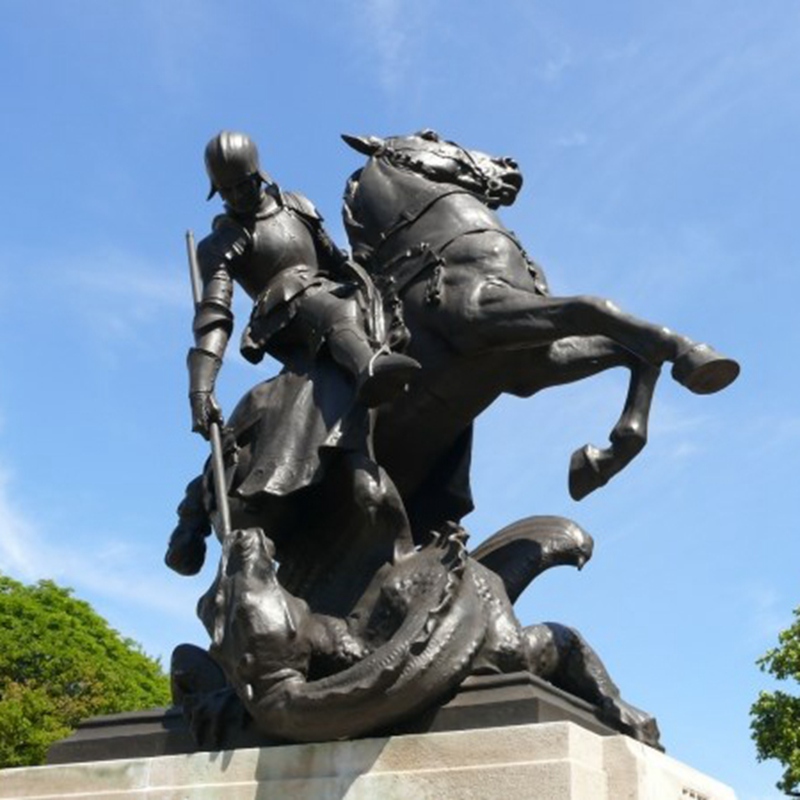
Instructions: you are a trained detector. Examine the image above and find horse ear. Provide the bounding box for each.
[341,134,384,155]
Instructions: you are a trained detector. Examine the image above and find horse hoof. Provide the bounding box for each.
[569,445,608,501]
[671,344,740,395]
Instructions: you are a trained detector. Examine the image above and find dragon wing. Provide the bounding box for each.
[470,515,594,605]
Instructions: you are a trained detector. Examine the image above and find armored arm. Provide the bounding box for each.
[188,219,248,437]
[314,221,350,272]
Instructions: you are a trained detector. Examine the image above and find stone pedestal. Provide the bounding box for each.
[0,722,737,799]
[44,672,625,765]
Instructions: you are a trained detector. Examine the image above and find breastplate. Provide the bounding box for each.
[233,210,319,297]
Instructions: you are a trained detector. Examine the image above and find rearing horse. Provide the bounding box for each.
[342,129,739,529]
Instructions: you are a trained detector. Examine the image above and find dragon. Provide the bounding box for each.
[184,516,660,748]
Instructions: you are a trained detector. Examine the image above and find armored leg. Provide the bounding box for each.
[297,292,420,407]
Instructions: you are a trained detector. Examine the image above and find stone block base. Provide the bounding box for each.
[0,722,736,799]
[44,672,625,765]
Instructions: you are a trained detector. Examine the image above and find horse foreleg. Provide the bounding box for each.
[462,282,738,395]
[510,337,660,500]
[569,361,661,500]
[523,622,662,749]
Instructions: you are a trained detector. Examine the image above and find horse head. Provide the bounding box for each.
[342,129,523,210]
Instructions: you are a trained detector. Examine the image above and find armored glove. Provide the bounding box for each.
[188,347,224,439]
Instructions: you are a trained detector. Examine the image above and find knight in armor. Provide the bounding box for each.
[189,130,420,439]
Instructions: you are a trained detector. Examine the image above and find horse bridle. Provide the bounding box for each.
[379,138,494,200]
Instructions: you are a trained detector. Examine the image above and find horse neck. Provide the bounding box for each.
[354,159,470,247]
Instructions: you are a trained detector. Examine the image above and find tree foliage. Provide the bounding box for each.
[0,574,170,768]
[751,606,800,796]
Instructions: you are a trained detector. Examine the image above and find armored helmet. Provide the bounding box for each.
[204,131,270,200]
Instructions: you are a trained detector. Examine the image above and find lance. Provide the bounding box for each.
[185,230,232,539]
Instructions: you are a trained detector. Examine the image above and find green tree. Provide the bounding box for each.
[0,574,171,768]
[751,606,800,796]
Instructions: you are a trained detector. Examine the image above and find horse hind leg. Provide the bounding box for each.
[523,622,662,750]
[569,362,661,500]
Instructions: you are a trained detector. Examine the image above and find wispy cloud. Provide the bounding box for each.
[586,9,800,182]
[62,251,186,308]
[658,11,800,139]
[601,39,643,63]
[144,0,214,99]
[555,131,589,148]
[0,460,194,620]
[743,584,793,647]
[747,414,800,456]
[43,247,188,349]
[346,0,433,97]
[363,0,406,89]
[0,467,38,578]
[649,401,711,438]
[537,44,574,83]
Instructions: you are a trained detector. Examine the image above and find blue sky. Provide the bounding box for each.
[0,2,797,796]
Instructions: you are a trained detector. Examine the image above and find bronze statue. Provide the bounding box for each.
[167,129,739,751]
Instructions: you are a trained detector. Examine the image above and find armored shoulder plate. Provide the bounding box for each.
[197,215,252,277]
[282,191,323,223]
[210,213,250,237]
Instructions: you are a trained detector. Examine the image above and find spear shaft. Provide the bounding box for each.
[185,229,232,539]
